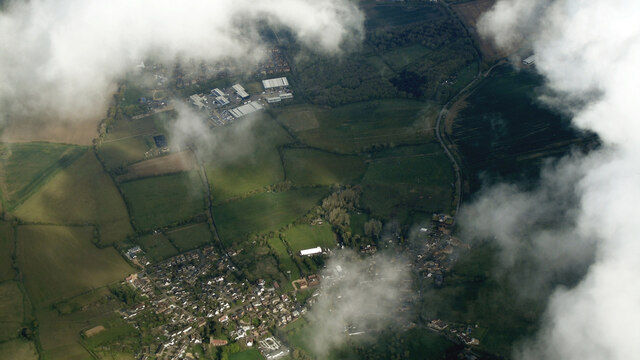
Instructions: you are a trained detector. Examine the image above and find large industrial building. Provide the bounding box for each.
[262,77,289,90]
[229,101,263,118]
[232,84,249,99]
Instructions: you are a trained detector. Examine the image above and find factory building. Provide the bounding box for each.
[279,93,293,99]
[215,96,230,106]
[212,88,225,97]
[229,101,263,118]
[232,84,249,99]
[267,96,281,104]
[262,77,289,90]
[190,94,205,109]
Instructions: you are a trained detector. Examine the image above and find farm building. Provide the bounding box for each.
[262,77,289,89]
[300,247,322,256]
[229,101,264,118]
[232,84,249,99]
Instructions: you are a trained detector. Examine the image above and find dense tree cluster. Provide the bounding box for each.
[368,18,465,52]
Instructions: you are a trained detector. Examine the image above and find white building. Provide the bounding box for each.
[262,77,289,90]
[522,55,536,65]
[232,84,249,99]
[229,101,264,118]
[300,247,322,256]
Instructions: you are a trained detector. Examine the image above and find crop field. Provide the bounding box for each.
[117,150,196,182]
[361,144,454,221]
[267,237,300,280]
[283,224,336,253]
[137,233,179,262]
[0,339,38,360]
[452,65,597,193]
[0,221,15,281]
[0,281,23,341]
[213,187,329,246]
[165,223,213,252]
[120,172,206,231]
[97,136,153,170]
[278,100,435,154]
[283,148,367,186]
[362,2,445,29]
[16,225,133,306]
[205,116,292,204]
[0,142,86,210]
[13,151,133,244]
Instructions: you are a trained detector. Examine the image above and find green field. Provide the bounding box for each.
[13,151,133,244]
[363,2,444,29]
[205,116,292,204]
[0,221,15,281]
[360,144,454,221]
[380,45,432,71]
[165,223,213,252]
[82,314,138,350]
[267,237,301,280]
[0,281,23,341]
[349,212,369,237]
[283,148,367,186]
[97,136,153,170]
[283,224,335,253]
[0,339,38,360]
[213,187,329,246]
[0,142,86,210]
[229,348,263,360]
[120,172,206,231]
[136,233,179,262]
[17,225,133,306]
[276,100,435,154]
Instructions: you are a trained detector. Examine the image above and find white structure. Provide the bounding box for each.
[229,101,263,118]
[215,96,230,106]
[522,55,536,65]
[190,94,205,109]
[279,92,293,99]
[262,77,289,89]
[232,84,249,98]
[267,96,281,104]
[212,88,225,97]
[300,247,322,256]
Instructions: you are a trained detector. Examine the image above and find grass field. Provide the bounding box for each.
[17,225,133,306]
[229,348,263,360]
[349,212,369,237]
[0,339,38,360]
[136,233,179,262]
[213,187,329,246]
[0,142,86,210]
[117,151,196,182]
[0,221,15,281]
[165,223,213,252]
[267,237,301,280]
[283,224,336,253]
[120,172,206,231]
[82,314,138,350]
[13,151,133,244]
[380,45,432,72]
[205,116,292,204]
[276,100,435,154]
[0,281,23,341]
[283,148,367,186]
[360,143,454,222]
[97,136,153,170]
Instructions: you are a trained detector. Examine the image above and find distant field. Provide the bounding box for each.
[213,187,329,246]
[97,136,153,170]
[17,225,133,306]
[136,233,179,262]
[0,339,38,360]
[120,172,206,231]
[0,142,86,210]
[363,2,444,29]
[117,151,196,182]
[283,224,336,253]
[283,148,367,186]
[13,151,133,244]
[267,237,301,280]
[276,100,435,154]
[165,223,213,252]
[0,281,23,341]
[361,143,454,221]
[0,221,15,281]
[205,116,292,204]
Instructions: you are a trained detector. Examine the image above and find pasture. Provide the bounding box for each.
[0,281,23,341]
[229,348,263,360]
[205,116,292,204]
[267,236,301,280]
[136,233,179,262]
[213,187,329,246]
[97,136,153,170]
[283,148,367,186]
[0,142,86,210]
[0,221,15,281]
[13,151,133,244]
[116,151,196,182]
[0,339,38,360]
[277,100,435,154]
[165,223,213,252]
[16,225,133,306]
[283,224,336,253]
[120,172,206,231]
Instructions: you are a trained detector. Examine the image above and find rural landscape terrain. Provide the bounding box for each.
[0,1,600,360]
